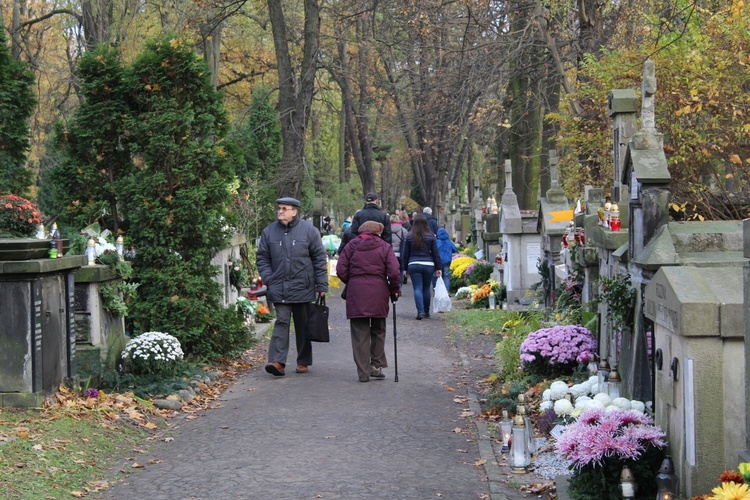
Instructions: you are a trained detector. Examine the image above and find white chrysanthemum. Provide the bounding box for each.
[588,383,600,395]
[569,383,588,399]
[588,375,599,386]
[540,400,553,412]
[605,405,621,412]
[593,393,612,407]
[549,381,569,401]
[612,397,632,410]
[553,398,574,416]
[630,400,646,413]
[574,395,591,405]
[543,389,552,401]
[587,399,606,411]
[574,399,591,412]
[571,408,584,419]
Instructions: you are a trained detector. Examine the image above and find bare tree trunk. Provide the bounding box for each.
[81,0,113,50]
[267,0,320,198]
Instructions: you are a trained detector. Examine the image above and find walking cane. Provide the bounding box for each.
[392,298,399,383]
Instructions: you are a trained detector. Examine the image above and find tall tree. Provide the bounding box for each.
[0,25,36,196]
[267,0,320,198]
[372,0,508,207]
[47,45,130,231]
[122,34,245,356]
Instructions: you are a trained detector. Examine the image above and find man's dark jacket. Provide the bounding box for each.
[350,203,391,242]
[424,213,439,235]
[256,216,328,303]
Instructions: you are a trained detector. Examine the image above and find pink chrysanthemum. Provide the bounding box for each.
[556,408,667,468]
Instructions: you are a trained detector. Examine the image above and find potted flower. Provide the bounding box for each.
[121,331,185,377]
[556,408,667,499]
[519,324,596,377]
[0,194,42,237]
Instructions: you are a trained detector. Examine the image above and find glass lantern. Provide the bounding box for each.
[116,235,124,257]
[620,466,637,499]
[86,237,97,266]
[516,403,535,455]
[597,360,610,392]
[499,410,512,453]
[607,368,622,399]
[509,414,531,473]
[655,455,677,500]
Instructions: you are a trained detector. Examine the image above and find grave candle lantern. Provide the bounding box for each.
[509,414,531,473]
[620,466,637,499]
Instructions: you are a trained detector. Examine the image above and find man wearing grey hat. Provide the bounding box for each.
[256,197,328,376]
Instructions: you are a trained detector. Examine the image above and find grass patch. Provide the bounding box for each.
[444,306,509,337]
[0,395,155,498]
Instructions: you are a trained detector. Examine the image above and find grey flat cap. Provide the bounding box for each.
[275,197,301,208]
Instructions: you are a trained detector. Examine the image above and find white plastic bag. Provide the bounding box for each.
[433,278,452,313]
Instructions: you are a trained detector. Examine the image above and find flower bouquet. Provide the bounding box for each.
[690,463,750,499]
[556,408,667,499]
[519,324,596,377]
[122,331,184,376]
[0,194,42,237]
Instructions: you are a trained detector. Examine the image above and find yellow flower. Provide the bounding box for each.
[739,463,750,483]
[710,481,750,500]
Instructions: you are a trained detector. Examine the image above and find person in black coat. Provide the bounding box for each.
[350,192,391,243]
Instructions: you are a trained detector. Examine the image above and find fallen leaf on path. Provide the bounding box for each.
[70,490,85,497]
[474,458,486,466]
[131,462,145,468]
[446,387,456,392]
[453,427,462,433]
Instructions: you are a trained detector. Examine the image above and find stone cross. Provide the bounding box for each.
[549,150,560,188]
[641,59,657,130]
[504,160,513,193]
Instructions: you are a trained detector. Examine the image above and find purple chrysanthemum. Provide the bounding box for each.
[519,324,596,374]
[83,387,100,399]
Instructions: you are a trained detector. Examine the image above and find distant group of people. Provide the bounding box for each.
[256,192,458,383]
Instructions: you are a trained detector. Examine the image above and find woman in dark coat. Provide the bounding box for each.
[336,221,401,382]
[402,214,442,320]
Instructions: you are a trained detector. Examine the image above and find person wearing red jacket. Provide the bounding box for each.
[336,221,401,382]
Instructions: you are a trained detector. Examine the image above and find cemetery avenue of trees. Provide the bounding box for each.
[0,0,748,358]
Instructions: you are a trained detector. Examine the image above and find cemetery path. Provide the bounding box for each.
[96,285,532,500]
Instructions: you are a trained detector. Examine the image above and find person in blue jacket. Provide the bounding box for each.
[435,227,458,291]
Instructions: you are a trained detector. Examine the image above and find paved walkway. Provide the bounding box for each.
[98,285,527,500]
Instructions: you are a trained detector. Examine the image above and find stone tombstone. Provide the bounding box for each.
[743,218,750,465]
[644,221,746,497]
[0,254,86,407]
[536,151,571,308]
[211,232,247,308]
[615,58,671,407]
[73,265,127,382]
[608,88,639,205]
[499,160,541,305]
[622,59,671,261]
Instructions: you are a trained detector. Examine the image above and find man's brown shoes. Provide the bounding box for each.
[265,362,285,376]
[295,365,309,374]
